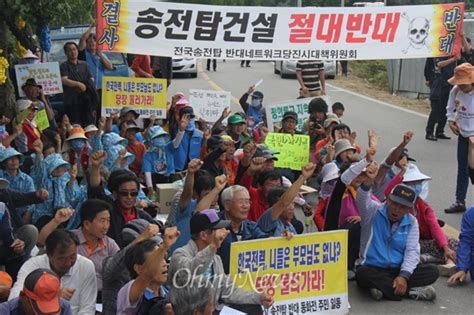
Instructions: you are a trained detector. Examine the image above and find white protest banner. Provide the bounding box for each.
[189,89,231,122]
[97,1,463,60]
[265,96,331,133]
[15,62,63,96]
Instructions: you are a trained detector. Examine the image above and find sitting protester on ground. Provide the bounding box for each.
[258,162,317,237]
[323,144,378,278]
[102,220,161,315]
[0,268,73,315]
[168,209,274,314]
[372,131,414,202]
[61,126,91,183]
[447,205,474,285]
[168,160,223,254]
[0,148,35,224]
[117,227,179,314]
[355,163,439,301]
[142,120,187,192]
[197,183,270,274]
[30,151,81,228]
[88,151,153,247]
[169,274,215,315]
[121,121,145,178]
[384,163,458,276]
[313,162,339,231]
[332,102,345,119]
[239,157,282,222]
[37,200,119,294]
[320,124,361,166]
[9,229,97,315]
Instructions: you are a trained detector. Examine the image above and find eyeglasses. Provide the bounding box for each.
[118,191,139,197]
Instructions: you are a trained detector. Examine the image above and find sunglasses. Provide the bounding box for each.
[118,190,139,197]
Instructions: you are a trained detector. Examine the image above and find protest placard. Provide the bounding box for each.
[35,110,50,131]
[15,108,50,131]
[265,96,331,133]
[230,231,348,314]
[101,76,167,118]
[189,89,231,122]
[265,133,309,171]
[97,1,463,60]
[15,62,62,97]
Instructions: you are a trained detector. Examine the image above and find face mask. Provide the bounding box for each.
[152,136,167,148]
[70,139,85,152]
[251,98,262,109]
[419,181,430,200]
[320,179,336,199]
[408,182,423,197]
[185,118,195,131]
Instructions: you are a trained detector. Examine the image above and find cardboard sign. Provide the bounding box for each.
[15,62,63,96]
[189,89,231,122]
[265,133,310,171]
[265,96,331,133]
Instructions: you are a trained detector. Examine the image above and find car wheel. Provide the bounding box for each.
[190,73,197,78]
[280,70,289,79]
[274,64,279,74]
[327,75,335,79]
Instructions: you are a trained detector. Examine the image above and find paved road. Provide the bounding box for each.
[168,60,474,314]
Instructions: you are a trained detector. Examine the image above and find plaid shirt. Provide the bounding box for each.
[0,170,35,216]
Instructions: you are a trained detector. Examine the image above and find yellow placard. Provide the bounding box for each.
[229,231,348,313]
[265,132,310,171]
[101,76,167,118]
[35,109,50,131]
[14,109,49,131]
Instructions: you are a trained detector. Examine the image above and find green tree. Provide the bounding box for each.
[0,0,93,116]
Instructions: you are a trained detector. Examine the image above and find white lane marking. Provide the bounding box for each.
[327,83,428,119]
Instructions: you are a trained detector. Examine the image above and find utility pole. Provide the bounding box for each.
[297,0,302,7]
[341,0,344,7]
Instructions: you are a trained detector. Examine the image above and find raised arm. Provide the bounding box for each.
[239,85,254,113]
[356,162,381,223]
[129,227,179,304]
[211,107,231,131]
[172,114,190,148]
[89,150,107,188]
[97,49,113,70]
[375,130,412,185]
[195,174,227,213]
[78,23,94,51]
[270,163,316,221]
[178,159,203,212]
[37,208,74,247]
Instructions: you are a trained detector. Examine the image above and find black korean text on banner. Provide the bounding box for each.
[96,1,464,60]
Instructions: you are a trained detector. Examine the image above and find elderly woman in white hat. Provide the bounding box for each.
[14,99,43,153]
[384,163,458,276]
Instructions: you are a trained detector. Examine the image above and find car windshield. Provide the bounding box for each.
[46,39,125,66]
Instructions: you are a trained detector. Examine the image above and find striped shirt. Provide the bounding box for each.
[296,60,325,92]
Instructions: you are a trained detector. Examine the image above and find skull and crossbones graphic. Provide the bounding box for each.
[402,13,431,54]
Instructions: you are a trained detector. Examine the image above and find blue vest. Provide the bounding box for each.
[363,205,414,269]
[174,129,202,171]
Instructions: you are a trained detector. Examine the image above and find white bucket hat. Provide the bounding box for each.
[403,163,431,183]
